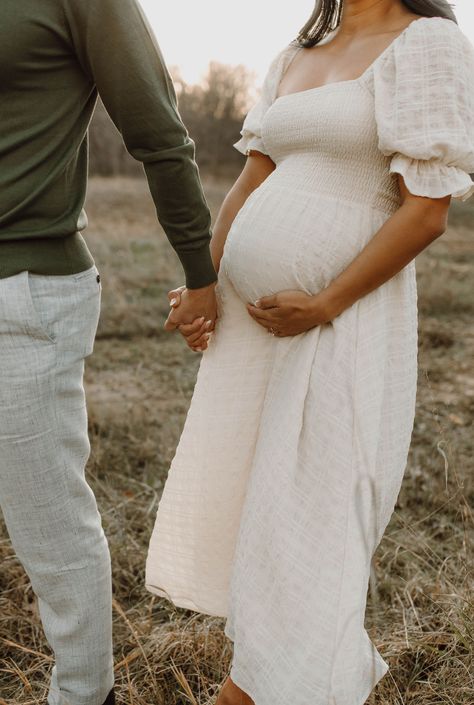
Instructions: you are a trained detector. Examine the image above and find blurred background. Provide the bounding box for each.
[89,0,474,179]
[143,0,474,85]
[1,2,473,705]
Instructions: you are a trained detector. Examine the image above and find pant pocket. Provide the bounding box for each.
[63,267,102,358]
[14,269,101,354]
[21,271,57,344]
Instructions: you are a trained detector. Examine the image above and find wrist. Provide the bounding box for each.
[187,280,217,296]
[179,244,217,290]
[308,287,344,324]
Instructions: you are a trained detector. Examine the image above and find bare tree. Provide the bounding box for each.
[88,62,255,178]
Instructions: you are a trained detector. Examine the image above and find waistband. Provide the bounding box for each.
[0,232,94,279]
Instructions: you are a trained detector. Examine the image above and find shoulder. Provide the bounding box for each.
[259,42,301,96]
[265,43,301,78]
[397,16,473,56]
[374,16,474,85]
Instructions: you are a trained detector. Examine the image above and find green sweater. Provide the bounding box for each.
[0,0,217,289]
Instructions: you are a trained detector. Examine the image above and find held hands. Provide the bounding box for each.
[164,284,217,352]
[247,290,335,336]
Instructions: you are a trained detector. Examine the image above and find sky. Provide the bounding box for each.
[139,0,474,85]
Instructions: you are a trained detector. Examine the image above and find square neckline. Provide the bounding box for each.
[274,15,434,103]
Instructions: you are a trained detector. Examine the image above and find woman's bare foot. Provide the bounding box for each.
[215,676,254,705]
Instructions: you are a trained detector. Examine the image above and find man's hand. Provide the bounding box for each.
[164,283,217,350]
[247,290,334,337]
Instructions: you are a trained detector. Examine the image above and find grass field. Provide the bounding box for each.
[1,175,473,705]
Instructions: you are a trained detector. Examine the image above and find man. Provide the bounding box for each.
[0,1,217,704]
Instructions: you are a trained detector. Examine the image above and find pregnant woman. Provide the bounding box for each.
[147,0,474,703]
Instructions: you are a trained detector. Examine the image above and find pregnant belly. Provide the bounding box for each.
[222,183,388,304]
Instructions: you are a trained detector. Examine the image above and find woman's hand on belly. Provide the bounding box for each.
[247,290,333,337]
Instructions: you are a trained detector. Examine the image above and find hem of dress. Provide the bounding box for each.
[357,658,389,705]
[145,583,228,618]
[228,647,389,705]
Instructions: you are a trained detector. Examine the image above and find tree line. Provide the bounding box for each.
[89,62,255,179]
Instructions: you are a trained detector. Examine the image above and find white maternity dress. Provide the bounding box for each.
[146,17,474,705]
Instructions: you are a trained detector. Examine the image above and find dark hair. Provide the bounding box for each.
[297,1,457,47]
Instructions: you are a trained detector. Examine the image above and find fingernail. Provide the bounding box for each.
[170,298,177,306]
[205,320,213,329]
[255,300,261,308]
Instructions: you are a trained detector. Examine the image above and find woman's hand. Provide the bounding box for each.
[167,285,186,311]
[247,290,334,337]
[167,286,214,352]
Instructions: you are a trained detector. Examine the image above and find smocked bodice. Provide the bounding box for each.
[261,76,400,214]
[234,17,474,206]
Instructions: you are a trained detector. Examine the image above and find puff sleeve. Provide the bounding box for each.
[234,45,298,156]
[374,17,474,201]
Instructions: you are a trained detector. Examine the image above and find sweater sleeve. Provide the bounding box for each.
[63,0,217,289]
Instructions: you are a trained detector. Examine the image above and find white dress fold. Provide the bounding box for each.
[146,17,474,705]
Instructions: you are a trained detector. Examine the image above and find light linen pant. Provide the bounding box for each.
[0,266,113,705]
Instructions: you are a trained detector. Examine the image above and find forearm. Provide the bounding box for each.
[317,195,450,321]
[247,186,452,337]
[141,145,216,289]
[210,184,254,271]
[64,0,216,289]
[211,152,276,271]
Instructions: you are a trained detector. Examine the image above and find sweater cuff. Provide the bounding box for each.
[176,244,218,290]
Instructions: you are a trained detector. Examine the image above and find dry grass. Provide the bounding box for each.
[1,176,473,705]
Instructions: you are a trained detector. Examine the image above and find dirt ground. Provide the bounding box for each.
[1,175,473,705]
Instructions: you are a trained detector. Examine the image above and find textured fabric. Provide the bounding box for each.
[0,0,216,289]
[373,18,474,200]
[0,267,113,705]
[0,233,94,280]
[236,17,474,201]
[234,46,297,157]
[146,16,474,705]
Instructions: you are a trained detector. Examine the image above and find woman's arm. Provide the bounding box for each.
[169,151,275,350]
[248,176,451,336]
[210,152,276,271]
[319,178,451,318]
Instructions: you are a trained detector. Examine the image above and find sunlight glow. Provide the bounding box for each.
[139,0,474,85]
